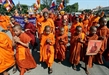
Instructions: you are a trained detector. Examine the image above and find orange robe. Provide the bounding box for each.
[0,32,15,73]
[36,16,44,35]
[83,34,98,68]
[41,18,55,34]
[15,32,37,75]
[79,14,85,20]
[83,19,89,33]
[89,16,100,27]
[96,26,109,64]
[64,25,69,35]
[70,22,83,34]
[49,13,56,21]
[40,33,55,67]
[89,14,94,22]
[55,34,68,61]
[59,25,69,35]
[70,32,85,65]
[0,15,7,30]
[4,15,10,29]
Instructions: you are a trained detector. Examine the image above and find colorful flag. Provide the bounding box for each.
[58,0,65,11]
[2,0,14,12]
[49,0,56,10]
[0,0,5,4]
[33,0,40,11]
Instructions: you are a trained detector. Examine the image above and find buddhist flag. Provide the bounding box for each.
[58,0,65,11]
[2,0,14,12]
[34,0,40,11]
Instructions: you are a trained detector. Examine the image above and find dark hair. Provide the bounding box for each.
[43,12,48,16]
[76,26,82,30]
[99,17,106,23]
[44,25,50,31]
[90,26,97,31]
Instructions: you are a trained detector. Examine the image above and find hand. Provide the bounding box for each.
[99,36,105,40]
[59,38,63,42]
[13,36,20,43]
[77,38,83,43]
[10,21,14,27]
[46,39,51,43]
[84,25,88,28]
[25,29,30,31]
[37,22,41,26]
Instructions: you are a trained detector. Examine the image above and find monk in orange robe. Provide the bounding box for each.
[49,12,56,21]
[40,26,55,74]
[88,13,100,28]
[88,11,94,22]
[95,17,109,64]
[59,20,69,35]
[79,18,84,27]
[0,32,15,75]
[70,17,83,34]
[3,13,10,29]
[83,26,98,74]
[36,12,44,37]
[13,25,37,75]
[0,13,7,30]
[83,15,89,34]
[70,26,85,70]
[55,27,68,63]
[40,12,55,35]
[79,11,85,20]
[8,17,20,36]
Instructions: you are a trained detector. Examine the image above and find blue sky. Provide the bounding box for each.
[13,0,109,9]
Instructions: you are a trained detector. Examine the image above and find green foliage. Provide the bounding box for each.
[84,9,91,13]
[64,2,78,13]
[42,0,52,8]
[40,4,49,10]
[56,0,69,4]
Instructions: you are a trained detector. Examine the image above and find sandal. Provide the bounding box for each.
[73,65,77,70]
[48,68,53,74]
[85,70,89,75]
[12,68,17,74]
[27,69,31,73]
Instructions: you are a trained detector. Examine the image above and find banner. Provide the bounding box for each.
[86,40,102,55]
[13,16,36,28]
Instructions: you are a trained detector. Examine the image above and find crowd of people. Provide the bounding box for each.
[0,9,109,75]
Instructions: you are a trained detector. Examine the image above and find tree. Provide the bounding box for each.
[71,2,78,12]
[20,4,28,14]
[40,4,49,10]
[64,2,79,13]
[42,0,52,8]
[56,0,69,5]
[64,5,72,13]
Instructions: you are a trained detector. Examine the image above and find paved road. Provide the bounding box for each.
[1,25,109,75]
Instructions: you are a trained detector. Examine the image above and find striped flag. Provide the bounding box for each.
[49,0,56,10]
[34,0,40,11]
[2,0,14,12]
[0,0,5,4]
[58,0,65,11]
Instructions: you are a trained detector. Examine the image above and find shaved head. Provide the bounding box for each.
[13,25,22,30]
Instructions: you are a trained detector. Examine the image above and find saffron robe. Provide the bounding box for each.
[40,33,55,67]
